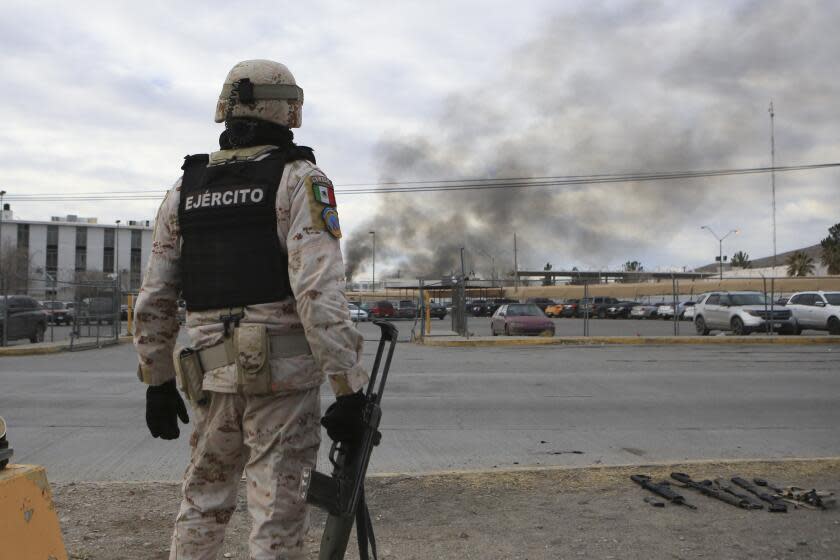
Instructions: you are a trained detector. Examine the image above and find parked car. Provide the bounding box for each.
[348,303,369,322]
[428,302,448,320]
[526,298,556,311]
[579,297,620,318]
[369,300,395,319]
[559,299,580,318]
[605,301,639,319]
[544,303,564,317]
[680,302,696,321]
[693,291,798,335]
[490,303,555,336]
[0,295,48,343]
[359,302,376,318]
[396,300,418,319]
[656,304,676,320]
[471,298,516,317]
[785,291,840,334]
[42,300,73,325]
[630,303,664,319]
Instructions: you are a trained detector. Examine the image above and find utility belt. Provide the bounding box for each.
[173,322,311,405]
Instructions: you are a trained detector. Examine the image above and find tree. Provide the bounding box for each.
[731,251,751,269]
[0,242,31,294]
[542,262,553,286]
[786,251,815,277]
[623,260,643,272]
[820,222,840,275]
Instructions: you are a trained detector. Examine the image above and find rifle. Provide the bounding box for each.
[754,478,836,510]
[713,478,764,510]
[631,474,696,509]
[670,473,751,509]
[731,477,787,512]
[300,320,399,560]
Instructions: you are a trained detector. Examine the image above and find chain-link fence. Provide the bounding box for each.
[0,277,126,349]
[362,275,840,340]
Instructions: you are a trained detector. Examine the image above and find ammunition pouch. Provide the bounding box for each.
[174,347,209,406]
[173,329,311,399]
[234,323,272,395]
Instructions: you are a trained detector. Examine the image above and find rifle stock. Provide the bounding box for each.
[300,320,398,560]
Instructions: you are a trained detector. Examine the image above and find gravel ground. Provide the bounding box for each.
[52,458,839,559]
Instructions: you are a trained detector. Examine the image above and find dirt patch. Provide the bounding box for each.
[53,459,840,559]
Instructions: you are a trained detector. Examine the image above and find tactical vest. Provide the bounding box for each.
[177,146,315,311]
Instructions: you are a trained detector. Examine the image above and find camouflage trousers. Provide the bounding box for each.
[169,387,321,559]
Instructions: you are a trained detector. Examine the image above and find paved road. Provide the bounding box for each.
[1,330,838,481]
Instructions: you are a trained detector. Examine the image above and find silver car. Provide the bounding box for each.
[348,303,369,322]
[784,291,840,335]
[693,291,797,336]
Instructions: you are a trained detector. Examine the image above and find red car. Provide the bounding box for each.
[490,303,555,336]
[370,300,395,318]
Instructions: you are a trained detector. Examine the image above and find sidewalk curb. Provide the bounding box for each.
[59,457,840,488]
[417,335,840,347]
[0,335,133,357]
[365,457,840,492]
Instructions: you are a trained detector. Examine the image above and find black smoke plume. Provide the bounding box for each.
[344,2,840,281]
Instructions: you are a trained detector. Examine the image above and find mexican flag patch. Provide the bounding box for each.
[312,180,336,206]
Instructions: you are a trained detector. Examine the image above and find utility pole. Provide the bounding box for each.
[513,233,519,291]
[369,231,375,295]
[769,101,777,273]
[459,247,466,278]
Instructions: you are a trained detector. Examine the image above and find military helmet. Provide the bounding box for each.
[214,60,303,128]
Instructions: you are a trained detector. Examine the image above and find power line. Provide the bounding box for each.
[5,162,839,202]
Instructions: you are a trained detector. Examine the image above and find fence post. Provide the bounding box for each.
[1,280,7,347]
[114,276,121,342]
[672,274,678,336]
[583,282,590,337]
[418,279,426,341]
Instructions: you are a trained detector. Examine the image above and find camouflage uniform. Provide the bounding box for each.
[134,154,366,559]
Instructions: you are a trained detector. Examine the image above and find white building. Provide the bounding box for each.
[0,205,153,300]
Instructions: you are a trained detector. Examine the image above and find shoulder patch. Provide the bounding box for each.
[322,207,342,239]
[303,174,331,232]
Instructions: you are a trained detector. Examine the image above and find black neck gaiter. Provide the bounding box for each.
[219,118,295,150]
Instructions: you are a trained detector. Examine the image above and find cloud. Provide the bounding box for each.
[0,1,837,276]
[342,0,840,278]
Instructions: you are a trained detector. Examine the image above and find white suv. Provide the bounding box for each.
[784,291,840,335]
[693,291,798,336]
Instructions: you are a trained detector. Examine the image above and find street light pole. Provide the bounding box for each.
[769,101,777,274]
[701,226,739,281]
[368,231,375,295]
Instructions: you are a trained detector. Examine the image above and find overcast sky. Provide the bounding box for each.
[2,0,838,277]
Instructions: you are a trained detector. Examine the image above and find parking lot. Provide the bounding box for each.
[355,315,830,338]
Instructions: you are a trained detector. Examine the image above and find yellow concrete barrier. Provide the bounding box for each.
[0,464,67,560]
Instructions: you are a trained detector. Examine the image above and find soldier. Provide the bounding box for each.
[134,59,368,559]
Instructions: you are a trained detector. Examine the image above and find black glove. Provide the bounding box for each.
[146,379,189,440]
[321,391,367,443]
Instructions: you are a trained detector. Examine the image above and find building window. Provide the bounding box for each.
[103,228,115,273]
[46,225,58,286]
[17,223,29,251]
[130,230,142,290]
[75,227,87,272]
